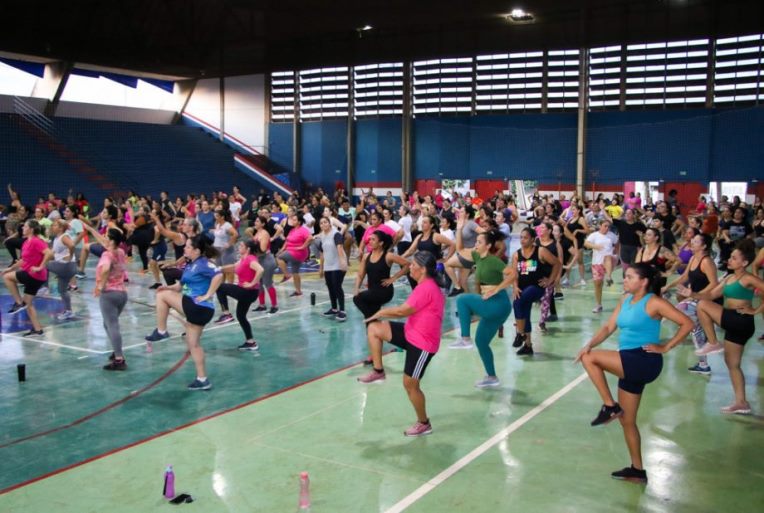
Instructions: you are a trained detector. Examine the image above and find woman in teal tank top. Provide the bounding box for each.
[680,239,764,415]
[574,263,693,484]
[450,228,514,388]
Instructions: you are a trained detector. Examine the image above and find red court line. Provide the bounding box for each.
[0,353,191,451]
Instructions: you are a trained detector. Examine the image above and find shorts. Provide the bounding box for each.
[456,253,475,269]
[150,240,167,262]
[619,245,638,266]
[216,246,236,266]
[89,243,105,258]
[16,270,46,296]
[387,322,435,380]
[591,264,605,281]
[720,308,756,345]
[279,251,304,274]
[182,295,215,326]
[618,348,663,395]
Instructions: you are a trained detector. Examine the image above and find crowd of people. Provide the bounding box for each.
[2,182,763,482]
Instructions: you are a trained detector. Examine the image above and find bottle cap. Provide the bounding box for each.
[300,472,308,479]
[166,465,173,472]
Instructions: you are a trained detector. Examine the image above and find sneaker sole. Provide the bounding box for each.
[688,369,711,376]
[448,344,474,350]
[475,382,501,388]
[188,385,212,391]
[404,429,433,437]
[696,345,724,356]
[721,408,752,415]
[238,347,260,352]
[214,318,235,325]
[357,378,386,384]
[611,475,647,484]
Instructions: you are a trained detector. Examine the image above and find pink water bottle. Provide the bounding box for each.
[298,471,310,510]
[163,465,175,499]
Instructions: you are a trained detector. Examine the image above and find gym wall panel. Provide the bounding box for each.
[268,122,294,171]
[710,106,764,182]
[355,118,401,184]
[301,120,347,191]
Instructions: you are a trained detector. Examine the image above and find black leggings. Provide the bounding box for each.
[128,230,153,270]
[162,267,183,285]
[324,270,346,311]
[215,284,259,339]
[353,286,394,319]
[4,237,24,262]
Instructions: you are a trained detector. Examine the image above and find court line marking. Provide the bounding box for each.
[383,372,589,513]
[2,333,109,354]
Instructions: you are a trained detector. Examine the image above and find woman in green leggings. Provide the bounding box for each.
[449,214,515,388]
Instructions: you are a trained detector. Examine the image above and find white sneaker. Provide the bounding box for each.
[474,376,501,388]
[561,277,570,288]
[592,305,603,313]
[578,279,587,287]
[448,339,474,350]
[56,310,75,321]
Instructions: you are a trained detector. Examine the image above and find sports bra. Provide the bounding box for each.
[723,278,755,301]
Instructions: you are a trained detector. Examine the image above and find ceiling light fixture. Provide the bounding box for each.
[507,8,534,22]
[356,24,373,38]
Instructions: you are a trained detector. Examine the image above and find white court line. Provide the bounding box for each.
[2,333,109,354]
[383,373,589,513]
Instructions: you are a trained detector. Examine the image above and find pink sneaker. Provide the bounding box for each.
[357,370,386,384]
[404,421,433,437]
[720,403,752,415]
[696,342,724,356]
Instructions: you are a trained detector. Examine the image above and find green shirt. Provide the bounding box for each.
[472,251,506,285]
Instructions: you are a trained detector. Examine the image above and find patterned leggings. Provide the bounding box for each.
[676,298,708,365]
[539,285,556,324]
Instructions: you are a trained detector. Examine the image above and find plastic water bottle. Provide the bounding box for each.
[298,472,310,510]
[310,293,316,306]
[163,465,175,499]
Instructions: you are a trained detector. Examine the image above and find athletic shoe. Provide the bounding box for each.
[279,275,292,283]
[357,370,386,384]
[592,305,603,313]
[538,322,548,333]
[103,359,127,371]
[214,313,235,325]
[512,333,525,348]
[695,342,724,356]
[187,378,212,391]
[322,309,338,318]
[447,288,464,298]
[289,291,303,297]
[578,279,587,287]
[149,282,162,290]
[145,328,170,342]
[404,420,433,437]
[75,272,86,279]
[24,329,44,337]
[547,314,558,322]
[56,310,75,321]
[474,376,501,388]
[591,403,623,426]
[561,277,570,288]
[606,278,614,287]
[253,305,267,312]
[7,302,27,315]
[448,339,474,350]
[238,341,260,352]
[335,311,347,322]
[516,344,534,356]
[720,403,752,415]
[268,307,279,315]
[38,286,49,296]
[611,466,648,483]
[688,363,711,376]
[553,292,564,300]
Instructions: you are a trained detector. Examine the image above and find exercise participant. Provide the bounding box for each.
[46,219,77,321]
[358,251,445,437]
[575,263,692,483]
[317,216,349,321]
[251,215,279,313]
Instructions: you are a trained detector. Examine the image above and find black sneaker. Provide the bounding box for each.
[253,305,267,312]
[547,314,558,322]
[516,344,534,356]
[322,309,338,318]
[238,341,260,352]
[553,292,564,300]
[103,359,127,371]
[268,307,279,315]
[335,311,347,322]
[24,329,44,337]
[611,465,647,483]
[591,403,624,426]
[538,322,548,333]
[512,333,525,348]
[447,288,464,298]
[8,302,27,315]
[149,282,162,290]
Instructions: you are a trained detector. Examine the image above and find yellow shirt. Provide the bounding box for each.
[605,204,624,219]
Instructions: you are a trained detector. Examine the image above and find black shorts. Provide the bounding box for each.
[182,295,215,326]
[720,308,756,345]
[387,322,435,380]
[456,253,475,269]
[90,243,105,257]
[618,348,663,395]
[16,270,46,296]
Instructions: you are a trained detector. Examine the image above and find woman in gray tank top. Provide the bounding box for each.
[46,219,78,320]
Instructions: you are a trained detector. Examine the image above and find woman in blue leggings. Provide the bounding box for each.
[450,219,514,388]
[511,228,560,356]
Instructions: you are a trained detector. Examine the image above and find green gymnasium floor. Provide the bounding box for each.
[0,249,762,512]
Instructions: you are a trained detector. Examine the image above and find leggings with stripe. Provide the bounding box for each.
[258,253,278,307]
[457,291,512,376]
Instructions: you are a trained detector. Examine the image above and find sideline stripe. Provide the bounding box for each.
[383,373,589,513]
[2,333,108,354]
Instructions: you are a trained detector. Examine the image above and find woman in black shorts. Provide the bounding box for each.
[683,239,764,415]
[576,263,692,483]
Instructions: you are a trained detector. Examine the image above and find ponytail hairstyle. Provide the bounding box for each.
[183,217,201,235]
[734,238,756,266]
[412,250,445,287]
[629,262,663,296]
[645,227,662,244]
[189,234,219,259]
[424,215,440,232]
[106,227,125,247]
[698,233,713,253]
[441,213,456,231]
[25,219,42,236]
[480,228,505,252]
[372,229,394,252]
[243,239,260,255]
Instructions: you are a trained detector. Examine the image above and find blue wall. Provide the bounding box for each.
[710,107,764,181]
[413,114,577,182]
[300,120,347,191]
[354,118,402,184]
[268,122,293,171]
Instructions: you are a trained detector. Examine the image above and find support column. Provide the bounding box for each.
[293,72,302,187]
[346,66,355,198]
[171,79,197,124]
[263,74,271,156]
[575,47,589,199]
[40,61,73,117]
[219,76,225,142]
[401,61,412,193]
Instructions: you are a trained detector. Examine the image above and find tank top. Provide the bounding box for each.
[677,246,693,266]
[568,217,586,247]
[687,256,711,293]
[53,234,72,263]
[516,246,543,289]
[417,231,442,260]
[617,293,661,350]
[723,277,755,301]
[639,245,668,273]
[365,250,391,288]
[537,238,557,279]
